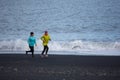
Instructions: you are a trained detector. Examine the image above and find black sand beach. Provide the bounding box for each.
[0,54,120,80]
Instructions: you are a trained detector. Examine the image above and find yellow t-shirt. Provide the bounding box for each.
[41,35,51,46]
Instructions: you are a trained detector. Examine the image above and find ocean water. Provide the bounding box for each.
[0,0,120,55]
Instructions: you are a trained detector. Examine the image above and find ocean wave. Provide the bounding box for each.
[0,39,120,52]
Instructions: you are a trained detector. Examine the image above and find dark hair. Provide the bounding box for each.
[45,31,48,33]
[30,32,34,35]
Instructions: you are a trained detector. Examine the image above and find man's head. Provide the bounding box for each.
[44,31,48,35]
[30,32,34,36]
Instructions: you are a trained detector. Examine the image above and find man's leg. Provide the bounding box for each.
[45,46,49,55]
[45,46,49,57]
[26,46,32,54]
[41,46,46,55]
[31,47,34,57]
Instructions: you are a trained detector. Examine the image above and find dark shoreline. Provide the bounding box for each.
[0,54,120,80]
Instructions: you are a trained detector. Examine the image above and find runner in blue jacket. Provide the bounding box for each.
[26,32,37,57]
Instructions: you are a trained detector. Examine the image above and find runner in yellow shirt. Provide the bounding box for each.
[41,31,51,58]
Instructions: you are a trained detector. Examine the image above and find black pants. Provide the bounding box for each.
[26,46,34,57]
[41,45,49,55]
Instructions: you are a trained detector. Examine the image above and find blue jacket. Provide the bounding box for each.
[28,36,36,47]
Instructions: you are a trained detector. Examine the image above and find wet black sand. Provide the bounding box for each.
[0,54,120,80]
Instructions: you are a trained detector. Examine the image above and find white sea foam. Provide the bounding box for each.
[0,39,120,52]
[0,39,120,55]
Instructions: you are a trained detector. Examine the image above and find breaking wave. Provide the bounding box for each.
[0,39,120,52]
